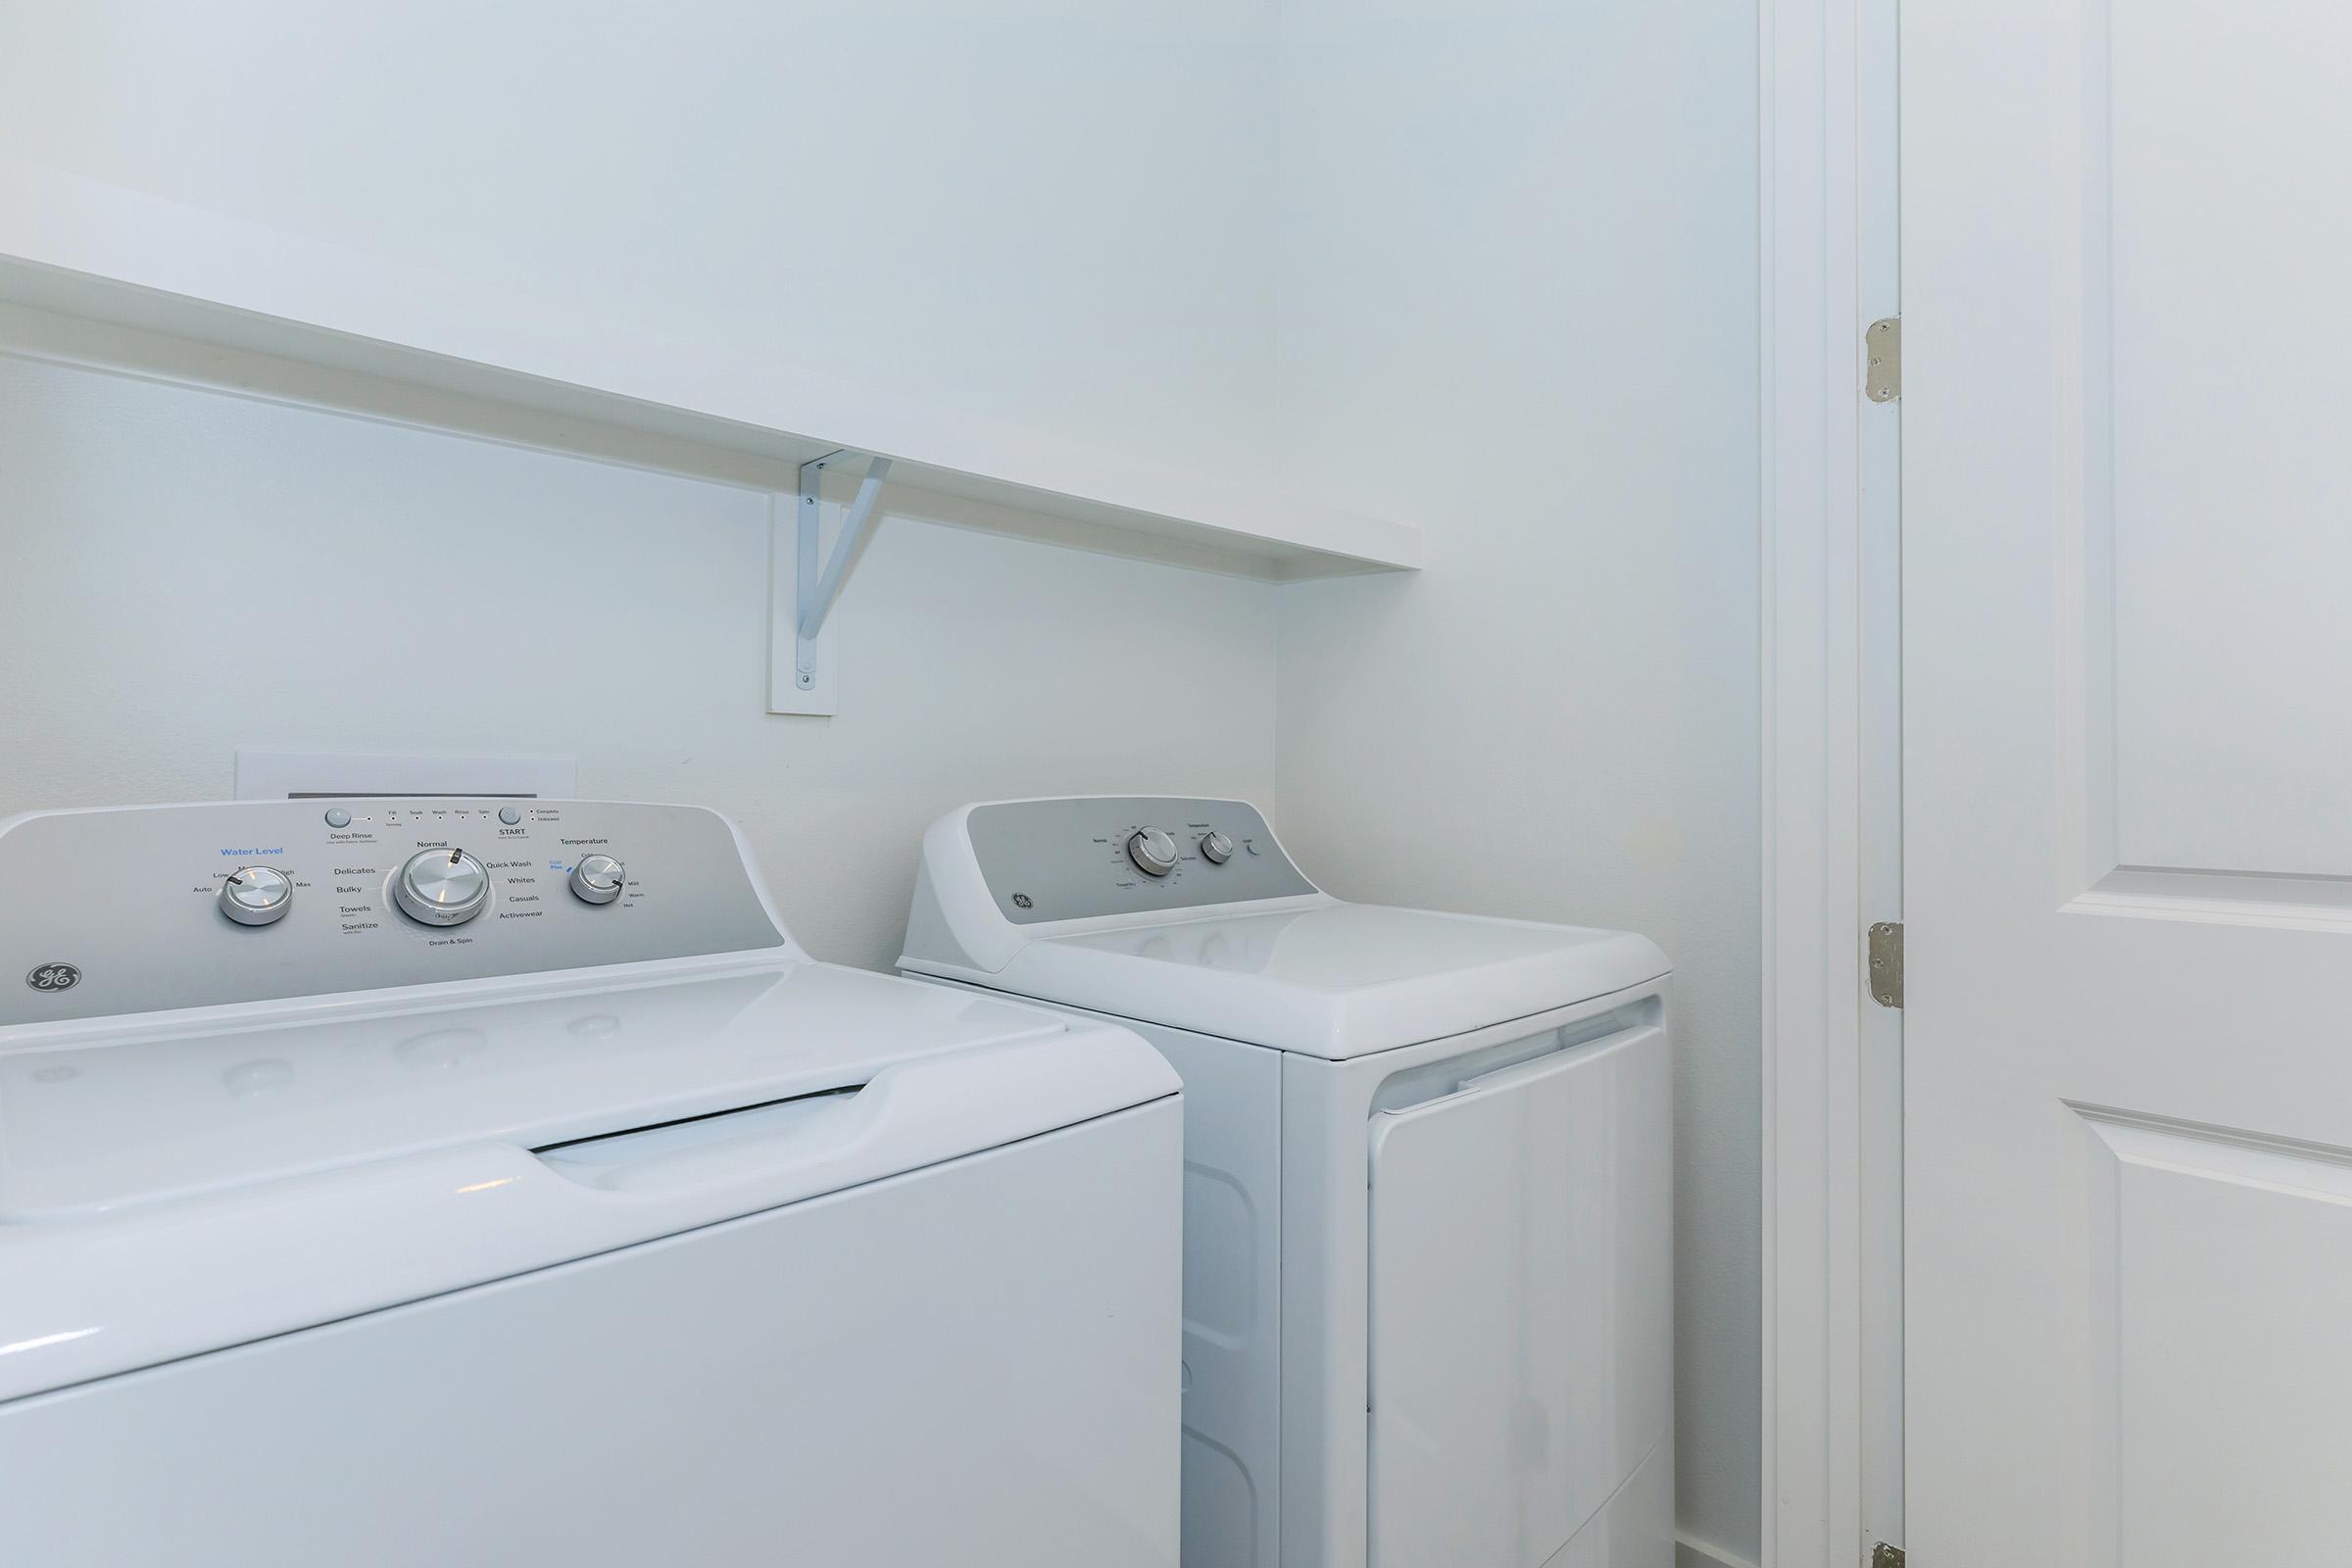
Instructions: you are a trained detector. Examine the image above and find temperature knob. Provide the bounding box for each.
[569,854,625,906]
[394,848,490,927]
[1127,828,1179,878]
[1199,831,1235,864]
[219,865,293,926]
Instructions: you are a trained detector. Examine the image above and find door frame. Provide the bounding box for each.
[1758,0,1902,1563]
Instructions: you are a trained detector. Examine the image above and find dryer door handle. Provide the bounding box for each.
[1454,1021,1659,1098]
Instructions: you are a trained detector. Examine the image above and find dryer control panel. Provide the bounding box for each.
[963,797,1317,926]
[0,800,787,1025]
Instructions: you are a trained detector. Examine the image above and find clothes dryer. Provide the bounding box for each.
[901,795,1672,1568]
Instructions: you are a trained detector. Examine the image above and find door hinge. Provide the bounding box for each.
[1867,921,1903,1008]
[1872,1544,1906,1568]
[1866,317,1901,402]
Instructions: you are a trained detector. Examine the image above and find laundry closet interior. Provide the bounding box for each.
[0,7,1762,1568]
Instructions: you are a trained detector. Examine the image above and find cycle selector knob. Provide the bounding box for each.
[1127,828,1179,878]
[394,848,491,927]
[220,865,294,926]
[1199,831,1235,864]
[569,854,625,906]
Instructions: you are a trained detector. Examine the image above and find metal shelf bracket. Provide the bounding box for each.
[770,448,893,715]
[797,449,893,665]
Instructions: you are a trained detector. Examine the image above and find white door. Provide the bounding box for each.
[1905,2,2352,1562]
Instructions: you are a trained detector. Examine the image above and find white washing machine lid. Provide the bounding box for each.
[0,957,1174,1400]
[942,903,1670,1058]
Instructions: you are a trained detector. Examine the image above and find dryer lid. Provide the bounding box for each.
[966,903,1670,1057]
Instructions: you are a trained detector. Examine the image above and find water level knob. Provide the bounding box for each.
[219,865,294,926]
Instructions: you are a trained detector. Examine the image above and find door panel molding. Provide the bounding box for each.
[2072,1102,2352,1568]
[2058,0,2352,891]
[2069,868,2352,932]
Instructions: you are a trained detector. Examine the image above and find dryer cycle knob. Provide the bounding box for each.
[1199,831,1235,864]
[1127,828,1179,878]
[220,865,294,926]
[394,848,490,926]
[569,854,625,906]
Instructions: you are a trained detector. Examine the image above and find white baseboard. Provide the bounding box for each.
[1678,1533,1762,1568]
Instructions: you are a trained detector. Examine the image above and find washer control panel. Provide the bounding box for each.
[965,797,1316,925]
[0,799,786,1025]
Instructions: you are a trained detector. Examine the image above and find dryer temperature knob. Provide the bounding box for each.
[1199,831,1235,864]
[1127,828,1180,878]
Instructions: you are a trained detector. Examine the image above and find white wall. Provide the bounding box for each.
[0,0,1284,473]
[1272,7,1762,1565]
[0,355,1279,968]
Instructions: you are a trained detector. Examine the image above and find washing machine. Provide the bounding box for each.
[900,795,1673,1568]
[0,797,1181,1568]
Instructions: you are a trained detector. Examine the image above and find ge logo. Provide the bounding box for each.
[24,962,80,993]
[1011,893,1034,909]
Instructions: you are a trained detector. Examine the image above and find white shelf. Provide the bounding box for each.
[0,167,1420,582]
